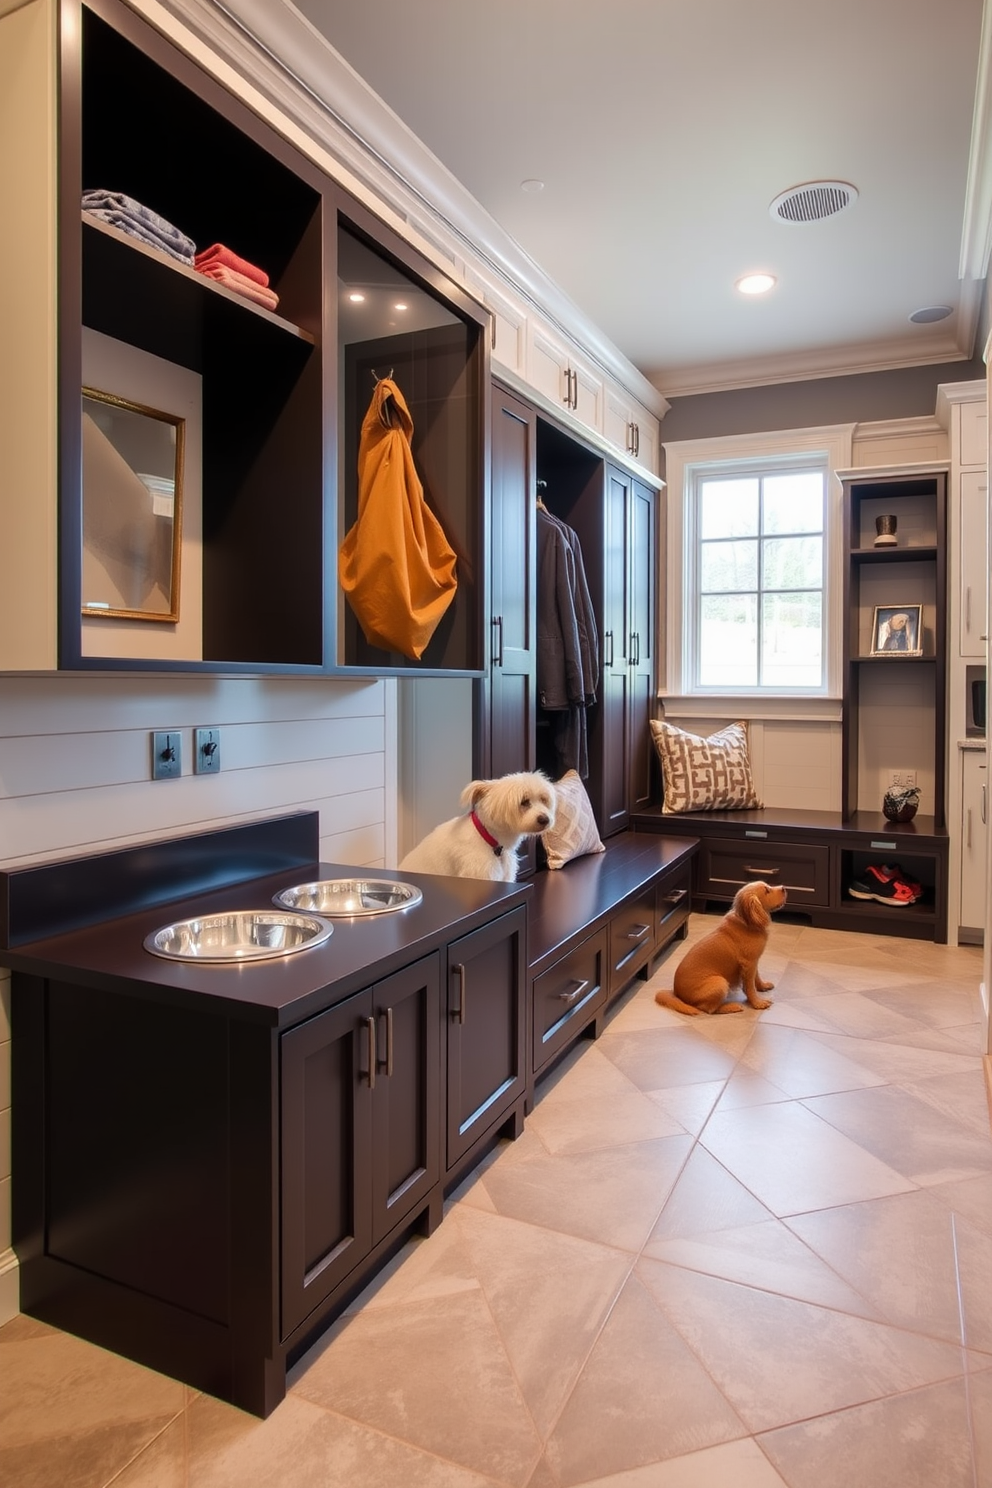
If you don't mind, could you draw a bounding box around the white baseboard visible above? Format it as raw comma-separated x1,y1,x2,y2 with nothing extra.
0,1247,18,1325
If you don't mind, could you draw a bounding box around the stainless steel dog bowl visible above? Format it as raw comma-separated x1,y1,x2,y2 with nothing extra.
273,878,423,917
144,910,334,962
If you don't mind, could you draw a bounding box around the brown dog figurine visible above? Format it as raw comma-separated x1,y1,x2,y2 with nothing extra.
655,880,788,1016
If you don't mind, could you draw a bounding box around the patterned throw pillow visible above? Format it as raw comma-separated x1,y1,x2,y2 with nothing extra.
542,770,606,869
649,719,762,814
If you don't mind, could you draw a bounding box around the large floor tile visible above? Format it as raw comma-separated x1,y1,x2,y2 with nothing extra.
803,1085,992,1186
638,1260,972,1434
544,1272,746,1486
479,1132,693,1250
185,1392,505,1488
562,1438,791,1488
737,1024,885,1098
646,1144,772,1241
290,1289,541,1486
597,1026,739,1091
454,1206,631,1438
643,1218,881,1317
0,1316,185,1488
787,1188,992,1352
698,1099,915,1215
807,1029,984,1085
757,1375,980,1488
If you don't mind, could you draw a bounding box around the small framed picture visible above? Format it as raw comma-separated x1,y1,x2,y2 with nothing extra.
870,604,923,656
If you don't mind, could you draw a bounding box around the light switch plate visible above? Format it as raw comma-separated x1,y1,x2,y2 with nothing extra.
152,731,182,780
194,727,221,774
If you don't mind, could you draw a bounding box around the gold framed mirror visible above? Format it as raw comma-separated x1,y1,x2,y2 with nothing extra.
81,387,184,622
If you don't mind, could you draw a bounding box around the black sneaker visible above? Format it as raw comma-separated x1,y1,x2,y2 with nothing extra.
848,864,919,906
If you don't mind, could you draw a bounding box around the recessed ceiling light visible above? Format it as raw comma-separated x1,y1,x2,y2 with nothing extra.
736,272,777,296
347,292,365,303
908,304,953,324
393,302,408,311
520,178,545,193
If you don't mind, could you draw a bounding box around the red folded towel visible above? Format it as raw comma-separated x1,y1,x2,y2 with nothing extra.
196,261,280,311
194,243,270,287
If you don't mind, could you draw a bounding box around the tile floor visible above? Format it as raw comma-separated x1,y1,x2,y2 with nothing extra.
3,913,992,1488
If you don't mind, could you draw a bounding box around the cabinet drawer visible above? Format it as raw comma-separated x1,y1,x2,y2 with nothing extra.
656,870,692,942
532,928,608,1075
609,888,656,995
698,839,830,907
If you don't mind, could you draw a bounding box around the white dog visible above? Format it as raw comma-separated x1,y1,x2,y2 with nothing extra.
399,771,556,883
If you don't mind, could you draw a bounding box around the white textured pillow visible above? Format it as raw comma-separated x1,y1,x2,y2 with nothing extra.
650,719,762,815
542,770,606,869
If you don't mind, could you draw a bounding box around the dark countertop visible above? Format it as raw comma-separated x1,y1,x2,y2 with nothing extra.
1,843,531,1029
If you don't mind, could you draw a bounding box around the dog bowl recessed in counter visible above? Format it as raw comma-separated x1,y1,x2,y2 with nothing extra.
144,910,334,962
273,878,423,917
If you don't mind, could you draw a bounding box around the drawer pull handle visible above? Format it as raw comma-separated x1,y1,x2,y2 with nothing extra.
381,1006,394,1079
745,830,768,839
365,1015,377,1090
451,963,467,1025
662,888,688,905
626,923,651,941
870,840,897,851
743,865,779,876
559,978,590,1006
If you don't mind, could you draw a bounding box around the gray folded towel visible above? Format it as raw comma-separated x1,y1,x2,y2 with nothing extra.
82,189,196,262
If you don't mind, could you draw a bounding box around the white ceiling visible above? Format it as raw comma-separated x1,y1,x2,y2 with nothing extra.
282,0,990,399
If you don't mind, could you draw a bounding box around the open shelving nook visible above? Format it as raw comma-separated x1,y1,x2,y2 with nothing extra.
839,466,949,935
59,0,489,676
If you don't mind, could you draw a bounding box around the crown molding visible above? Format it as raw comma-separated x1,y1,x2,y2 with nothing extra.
145,0,667,417
650,328,974,400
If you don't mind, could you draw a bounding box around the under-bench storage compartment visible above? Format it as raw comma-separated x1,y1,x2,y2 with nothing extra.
532,927,608,1076
697,837,831,908
608,887,657,995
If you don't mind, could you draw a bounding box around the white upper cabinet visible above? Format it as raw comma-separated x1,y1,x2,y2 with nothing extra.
527,317,604,431
603,383,659,474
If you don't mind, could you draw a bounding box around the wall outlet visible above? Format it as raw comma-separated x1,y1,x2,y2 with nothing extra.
889,770,917,789
194,727,221,775
151,731,182,780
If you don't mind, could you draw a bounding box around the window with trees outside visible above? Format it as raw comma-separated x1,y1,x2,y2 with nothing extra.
692,461,825,690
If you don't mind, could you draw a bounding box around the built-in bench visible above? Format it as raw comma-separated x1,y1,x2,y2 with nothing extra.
631,804,950,944
524,830,698,1097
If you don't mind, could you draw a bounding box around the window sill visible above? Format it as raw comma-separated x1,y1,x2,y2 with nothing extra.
659,693,843,723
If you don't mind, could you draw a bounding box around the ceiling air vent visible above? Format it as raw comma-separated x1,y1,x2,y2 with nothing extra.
769,181,858,225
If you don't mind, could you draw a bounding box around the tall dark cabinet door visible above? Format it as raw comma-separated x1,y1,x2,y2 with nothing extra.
481,384,538,869
600,467,632,833
281,992,374,1338
370,954,442,1244
627,476,657,813
445,907,527,1169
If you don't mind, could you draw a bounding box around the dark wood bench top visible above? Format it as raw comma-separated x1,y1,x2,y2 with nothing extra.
527,831,698,976
631,804,948,846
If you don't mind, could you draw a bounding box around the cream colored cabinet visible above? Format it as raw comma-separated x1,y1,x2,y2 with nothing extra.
603,384,659,475
960,468,989,659
527,319,604,431
465,269,527,379
960,748,988,937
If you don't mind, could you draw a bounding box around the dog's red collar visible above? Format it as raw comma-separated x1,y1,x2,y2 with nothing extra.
470,811,503,856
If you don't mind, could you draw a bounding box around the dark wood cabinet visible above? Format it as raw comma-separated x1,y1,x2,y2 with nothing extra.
280,953,441,1340
445,906,527,1171
55,0,489,677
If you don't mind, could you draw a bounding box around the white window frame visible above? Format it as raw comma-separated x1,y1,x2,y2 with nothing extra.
662,424,854,722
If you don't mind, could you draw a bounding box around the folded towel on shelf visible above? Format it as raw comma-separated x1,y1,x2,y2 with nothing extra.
195,261,280,311
81,189,197,262
194,243,270,287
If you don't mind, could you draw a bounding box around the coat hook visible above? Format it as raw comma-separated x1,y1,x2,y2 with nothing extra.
371,367,395,384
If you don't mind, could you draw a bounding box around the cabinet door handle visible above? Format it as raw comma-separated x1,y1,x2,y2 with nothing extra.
381,1005,394,1078
604,629,614,667
491,314,497,350
662,888,688,905
571,369,578,408
967,807,973,850
365,1014,377,1089
492,614,504,668
451,963,467,1024
626,923,651,941
983,784,987,826
558,978,590,1006
966,587,972,633
743,865,780,876
634,423,640,458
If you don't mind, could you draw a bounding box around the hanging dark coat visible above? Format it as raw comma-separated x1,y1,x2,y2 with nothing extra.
338,377,458,660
